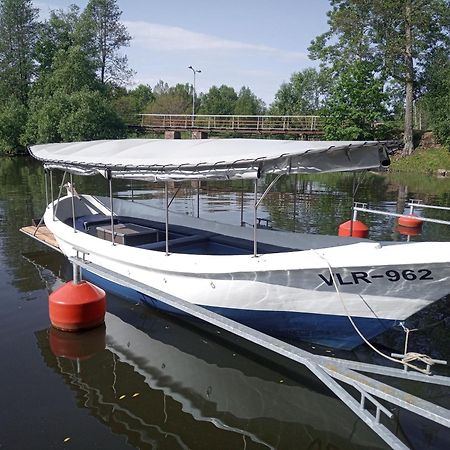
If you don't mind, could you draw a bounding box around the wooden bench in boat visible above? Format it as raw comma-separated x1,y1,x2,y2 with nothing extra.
96,223,161,246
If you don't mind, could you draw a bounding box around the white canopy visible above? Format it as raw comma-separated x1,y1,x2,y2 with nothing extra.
29,138,390,181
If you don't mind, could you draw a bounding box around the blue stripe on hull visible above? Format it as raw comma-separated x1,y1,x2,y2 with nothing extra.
83,270,396,350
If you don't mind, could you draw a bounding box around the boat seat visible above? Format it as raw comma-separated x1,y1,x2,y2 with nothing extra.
75,214,118,231
139,232,216,251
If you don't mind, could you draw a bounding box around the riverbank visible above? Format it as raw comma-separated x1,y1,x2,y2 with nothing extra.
390,146,450,175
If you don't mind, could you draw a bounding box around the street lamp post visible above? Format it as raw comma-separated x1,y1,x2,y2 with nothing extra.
188,65,201,124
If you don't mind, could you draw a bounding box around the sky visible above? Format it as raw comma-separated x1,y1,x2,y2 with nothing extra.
36,0,331,106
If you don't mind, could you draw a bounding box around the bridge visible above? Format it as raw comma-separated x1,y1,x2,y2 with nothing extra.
128,114,324,138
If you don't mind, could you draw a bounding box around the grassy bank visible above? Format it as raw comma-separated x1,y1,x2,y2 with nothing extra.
390,146,450,174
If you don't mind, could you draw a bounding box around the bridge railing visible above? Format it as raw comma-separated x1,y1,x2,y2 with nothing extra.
136,114,323,133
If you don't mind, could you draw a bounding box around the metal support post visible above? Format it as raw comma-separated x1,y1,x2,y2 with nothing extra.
253,179,258,257
44,169,49,207
53,171,67,220
70,173,76,233
72,262,81,285
196,180,200,218
50,170,54,219
165,182,169,256
107,170,115,245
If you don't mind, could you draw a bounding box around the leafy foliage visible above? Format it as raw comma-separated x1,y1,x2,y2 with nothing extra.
34,5,87,76
0,0,38,104
421,49,450,148
234,87,265,115
112,84,154,121
322,61,390,140
309,0,450,154
82,0,132,84
25,46,124,143
146,83,192,114
0,97,27,153
270,68,327,115
199,85,238,115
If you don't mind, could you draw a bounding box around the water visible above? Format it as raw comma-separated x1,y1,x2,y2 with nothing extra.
1,157,450,449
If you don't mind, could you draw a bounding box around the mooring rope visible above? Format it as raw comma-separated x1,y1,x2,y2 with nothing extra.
314,250,437,374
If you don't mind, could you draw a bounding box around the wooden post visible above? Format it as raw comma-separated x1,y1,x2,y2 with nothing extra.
191,131,208,139
165,131,181,139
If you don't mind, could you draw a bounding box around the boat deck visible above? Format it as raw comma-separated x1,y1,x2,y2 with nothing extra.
20,225,61,252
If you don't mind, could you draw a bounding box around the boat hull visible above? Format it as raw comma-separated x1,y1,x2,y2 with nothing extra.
83,270,395,350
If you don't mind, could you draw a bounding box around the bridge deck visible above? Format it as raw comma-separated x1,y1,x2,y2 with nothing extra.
130,114,324,136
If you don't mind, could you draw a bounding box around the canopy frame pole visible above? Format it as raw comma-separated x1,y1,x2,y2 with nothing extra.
240,181,244,226
253,174,282,257
107,170,115,245
168,184,182,208
256,174,282,209
70,173,76,233
54,171,67,220
165,182,169,256
50,170,54,220
196,180,200,218
253,179,258,257
44,169,49,208
33,168,51,236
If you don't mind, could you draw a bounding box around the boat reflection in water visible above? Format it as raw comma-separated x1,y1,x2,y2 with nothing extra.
36,305,389,450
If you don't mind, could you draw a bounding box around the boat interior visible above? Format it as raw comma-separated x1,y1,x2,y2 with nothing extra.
53,194,370,255
55,195,293,255
68,212,292,255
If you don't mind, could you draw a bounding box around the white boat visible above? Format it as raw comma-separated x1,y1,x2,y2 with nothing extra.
29,138,450,350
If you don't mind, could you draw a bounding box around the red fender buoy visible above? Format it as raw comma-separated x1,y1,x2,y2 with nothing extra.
49,281,106,331
49,325,106,360
397,225,421,236
338,220,369,238
398,215,423,229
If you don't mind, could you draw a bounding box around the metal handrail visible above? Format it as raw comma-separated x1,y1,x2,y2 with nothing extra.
136,114,323,131
353,203,450,227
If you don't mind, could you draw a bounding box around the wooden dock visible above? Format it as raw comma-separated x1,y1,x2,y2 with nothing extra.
20,225,61,252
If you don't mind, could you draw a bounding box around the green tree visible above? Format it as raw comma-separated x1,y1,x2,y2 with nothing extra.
113,84,154,121
82,0,132,84
0,0,38,104
422,49,450,148
0,0,38,153
0,97,27,153
322,61,389,140
270,68,327,115
234,86,265,115
34,5,89,75
199,85,238,115
146,83,191,114
309,0,450,155
24,45,124,144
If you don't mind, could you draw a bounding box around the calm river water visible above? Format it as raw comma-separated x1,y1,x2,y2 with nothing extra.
1,157,450,450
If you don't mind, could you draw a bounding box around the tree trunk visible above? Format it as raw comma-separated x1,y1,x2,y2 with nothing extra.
403,0,414,156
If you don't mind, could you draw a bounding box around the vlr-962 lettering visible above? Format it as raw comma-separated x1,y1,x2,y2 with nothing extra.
318,269,433,287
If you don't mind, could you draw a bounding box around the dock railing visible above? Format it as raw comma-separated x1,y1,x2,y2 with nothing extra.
353,200,450,227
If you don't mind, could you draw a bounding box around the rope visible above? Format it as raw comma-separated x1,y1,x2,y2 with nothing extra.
314,250,436,374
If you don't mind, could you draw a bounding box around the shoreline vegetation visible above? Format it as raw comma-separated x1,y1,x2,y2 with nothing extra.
389,145,450,175
0,0,448,160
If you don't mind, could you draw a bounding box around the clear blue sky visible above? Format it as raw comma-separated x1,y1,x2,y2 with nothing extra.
37,0,331,105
